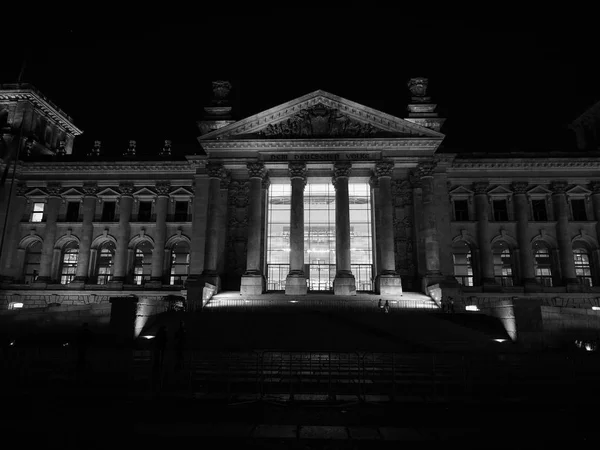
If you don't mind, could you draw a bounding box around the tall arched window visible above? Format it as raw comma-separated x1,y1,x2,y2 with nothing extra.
133,240,153,285
23,240,42,284
573,245,593,287
452,240,473,286
493,241,514,286
60,241,79,284
533,243,553,287
95,241,116,284
169,241,190,285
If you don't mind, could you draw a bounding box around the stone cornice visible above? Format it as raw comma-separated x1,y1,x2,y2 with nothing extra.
200,138,442,152
0,88,83,136
18,160,204,175
451,159,600,170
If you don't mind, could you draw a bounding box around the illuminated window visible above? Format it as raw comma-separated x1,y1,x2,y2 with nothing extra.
533,244,553,286
573,246,593,287
493,242,514,286
170,241,190,285
31,202,44,222
452,241,473,286
95,242,115,284
23,240,42,284
133,241,153,285
60,242,79,284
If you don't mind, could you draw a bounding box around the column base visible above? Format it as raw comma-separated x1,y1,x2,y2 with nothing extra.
377,273,403,296
333,273,356,296
285,273,307,296
241,273,265,295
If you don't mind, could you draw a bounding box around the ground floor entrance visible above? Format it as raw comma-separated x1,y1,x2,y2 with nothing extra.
266,263,374,292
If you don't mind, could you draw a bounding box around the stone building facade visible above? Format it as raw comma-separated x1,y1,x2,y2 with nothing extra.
2,80,600,346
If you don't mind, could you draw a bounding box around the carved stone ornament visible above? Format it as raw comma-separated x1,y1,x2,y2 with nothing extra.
46,182,62,197
206,162,227,179
258,103,379,138
590,181,600,194
155,181,171,196
82,182,98,196
472,182,489,195
212,81,232,102
220,172,231,190
16,182,27,197
407,77,429,98
124,140,136,157
374,161,394,178
89,140,101,157
369,175,379,189
159,140,172,157
551,181,568,194
228,180,249,207
332,161,352,189
511,181,529,194
416,161,436,179
119,182,135,196
288,162,307,181
247,162,267,179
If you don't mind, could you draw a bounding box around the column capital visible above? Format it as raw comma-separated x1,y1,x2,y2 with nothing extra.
472,181,489,195
551,180,568,194
82,182,98,197
288,161,307,183
332,161,351,189
247,162,268,179
374,160,394,178
119,182,134,197
590,180,600,194
206,162,227,179
46,182,62,198
220,172,231,190
511,181,529,194
155,181,171,196
16,182,27,197
416,161,436,179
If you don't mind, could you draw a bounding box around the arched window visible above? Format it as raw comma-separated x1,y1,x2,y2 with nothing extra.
95,241,116,284
533,243,553,287
169,241,190,285
60,241,79,284
573,246,593,287
452,240,473,286
133,240,153,285
24,241,42,284
493,241,514,286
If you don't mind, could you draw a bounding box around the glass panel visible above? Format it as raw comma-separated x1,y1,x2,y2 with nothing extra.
170,241,190,285
24,241,42,283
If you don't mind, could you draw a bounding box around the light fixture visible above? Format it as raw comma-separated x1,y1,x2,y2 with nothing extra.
465,305,480,311
592,306,600,311
290,300,298,303
142,335,155,339
493,339,507,343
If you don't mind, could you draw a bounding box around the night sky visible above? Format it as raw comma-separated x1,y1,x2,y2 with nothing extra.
1,13,597,157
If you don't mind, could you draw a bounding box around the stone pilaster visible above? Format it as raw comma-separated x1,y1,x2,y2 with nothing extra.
512,182,537,288
110,182,134,285
200,162,227,293
591,181,600,249
473,182,497,287
417,162,443,287
285,162,308,295
73,182,98,286
369,176,382,292
552,181,578,286
1,183,28,280
36,183,62,283
241,162,268,295
149,181,170,286
374,161,402,295
332,161,356,295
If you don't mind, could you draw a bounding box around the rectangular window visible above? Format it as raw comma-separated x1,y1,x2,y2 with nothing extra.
453,199,469,221
31,202,45,222
571,198,587,221
66,201,80,222
101,201,116,221
174,201,188,221
138,201,152,221
493,199,509,221
532,199,547,221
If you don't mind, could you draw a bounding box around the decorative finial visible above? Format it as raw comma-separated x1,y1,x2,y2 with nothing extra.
212,81,232,104
88,140,101,157
407,77,429,102
56,140,66,156
159,139,172,157
124,140,136,157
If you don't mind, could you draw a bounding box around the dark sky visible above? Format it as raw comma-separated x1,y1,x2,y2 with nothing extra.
1,13,597,157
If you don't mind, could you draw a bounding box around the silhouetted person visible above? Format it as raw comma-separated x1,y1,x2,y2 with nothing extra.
76,322,93,370
152,326,168,390
174,321,187,370
384,300,390,314
378,298,383,310
448,297,455,313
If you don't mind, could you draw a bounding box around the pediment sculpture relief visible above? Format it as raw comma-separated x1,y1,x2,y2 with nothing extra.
257,103,380,138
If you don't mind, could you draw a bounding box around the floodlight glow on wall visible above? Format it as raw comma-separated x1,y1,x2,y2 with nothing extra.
465,305,480,311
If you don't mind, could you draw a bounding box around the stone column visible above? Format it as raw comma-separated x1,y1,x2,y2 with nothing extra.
241,162,268,295
285,162,308,295
551,181,578,285
149,181,170,285
111,182,134,285
590,181,600,246
1,183,28,280
36,182,62,283
369,176,382,292
188,172,210,278
473,182,496,286
374,161,402,295
512,182,537,287
332,161,356,295
73,182,98,286
417,162,443,285
201,162,227,292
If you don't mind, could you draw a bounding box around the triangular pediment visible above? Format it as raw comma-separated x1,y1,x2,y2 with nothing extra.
170,187,194,197
449,186,474,196
527,185,553,196
198,90,444,142
25,187,47,197
62,188,84,197
567,185,592,195
97,187,120,197
487,185,513,196
132,187,157,197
